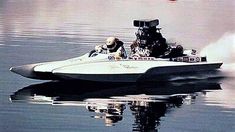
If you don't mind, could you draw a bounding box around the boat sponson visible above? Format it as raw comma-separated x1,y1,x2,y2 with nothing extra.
10,63,59,80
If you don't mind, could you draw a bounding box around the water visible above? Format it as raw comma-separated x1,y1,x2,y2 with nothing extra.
0,0,235,131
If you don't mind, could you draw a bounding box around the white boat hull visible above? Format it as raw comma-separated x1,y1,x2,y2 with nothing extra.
10,53,222,82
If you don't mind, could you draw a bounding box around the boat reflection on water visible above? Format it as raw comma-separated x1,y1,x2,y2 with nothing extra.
10,80,222,130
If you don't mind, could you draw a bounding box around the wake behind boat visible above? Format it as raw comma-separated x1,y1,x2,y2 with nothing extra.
10,19,222,82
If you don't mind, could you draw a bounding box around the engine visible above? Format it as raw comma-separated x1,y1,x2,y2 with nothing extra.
132,19,185,58
132,19,168,57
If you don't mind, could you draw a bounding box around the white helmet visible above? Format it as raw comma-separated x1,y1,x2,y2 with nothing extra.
106,37,117,50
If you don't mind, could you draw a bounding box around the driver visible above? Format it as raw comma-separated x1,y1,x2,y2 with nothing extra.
95,37,127,59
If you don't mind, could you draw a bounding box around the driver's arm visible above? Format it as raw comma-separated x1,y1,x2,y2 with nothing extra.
95,44,107,53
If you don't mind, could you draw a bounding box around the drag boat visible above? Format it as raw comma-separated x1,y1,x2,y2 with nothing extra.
10,19,223,82
10,50,222,82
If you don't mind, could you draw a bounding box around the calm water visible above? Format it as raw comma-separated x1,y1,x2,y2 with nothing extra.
1,0,235,132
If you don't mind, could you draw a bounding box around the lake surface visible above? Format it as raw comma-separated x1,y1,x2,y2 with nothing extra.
0,0,235,132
